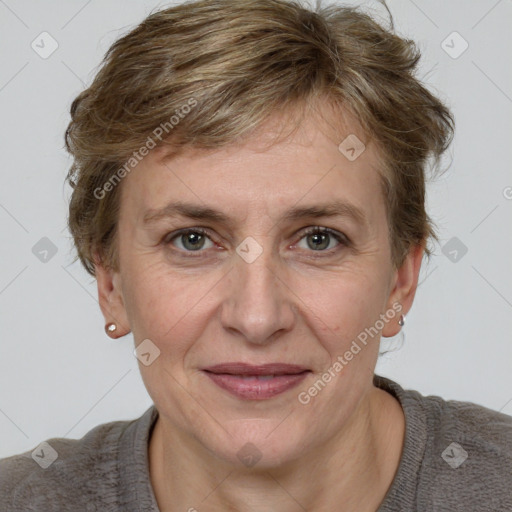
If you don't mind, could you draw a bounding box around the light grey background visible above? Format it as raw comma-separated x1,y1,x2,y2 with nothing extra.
0,0,511,458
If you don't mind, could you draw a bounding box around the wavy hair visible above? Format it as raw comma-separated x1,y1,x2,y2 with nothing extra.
65,0,454,276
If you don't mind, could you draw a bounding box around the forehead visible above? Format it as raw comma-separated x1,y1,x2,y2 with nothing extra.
119,105,385,227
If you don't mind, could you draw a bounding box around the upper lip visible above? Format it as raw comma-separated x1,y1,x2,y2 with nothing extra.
202,363,310,376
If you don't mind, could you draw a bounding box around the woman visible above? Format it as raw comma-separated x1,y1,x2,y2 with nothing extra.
1,0,511,510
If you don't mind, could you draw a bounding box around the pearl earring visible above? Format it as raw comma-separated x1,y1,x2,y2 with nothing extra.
398,314,405,327
105,323,117,336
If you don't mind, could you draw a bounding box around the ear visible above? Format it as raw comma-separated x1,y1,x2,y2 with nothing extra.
94,254,131,338
382,243,424,338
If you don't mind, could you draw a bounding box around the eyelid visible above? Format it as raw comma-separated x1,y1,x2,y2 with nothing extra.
164,225,350,254
293,226,350,252
164,227,216,247
299,226,349,242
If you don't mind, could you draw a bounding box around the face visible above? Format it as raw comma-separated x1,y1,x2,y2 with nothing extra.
96,104,422,469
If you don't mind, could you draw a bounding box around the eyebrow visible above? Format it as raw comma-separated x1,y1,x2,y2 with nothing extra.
142,199,367,228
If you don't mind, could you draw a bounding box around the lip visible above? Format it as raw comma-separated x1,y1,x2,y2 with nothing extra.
201,363,311,400
202,362,309,376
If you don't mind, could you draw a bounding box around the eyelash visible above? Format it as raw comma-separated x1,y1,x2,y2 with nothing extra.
163,226,350,257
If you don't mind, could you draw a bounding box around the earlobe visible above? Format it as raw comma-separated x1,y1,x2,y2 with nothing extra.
94,256,131,339
381,244,424,338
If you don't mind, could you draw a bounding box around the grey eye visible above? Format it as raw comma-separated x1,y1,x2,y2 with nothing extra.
172,231,214,251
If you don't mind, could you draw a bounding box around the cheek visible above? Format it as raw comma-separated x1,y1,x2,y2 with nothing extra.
122,260,221,354
290,269,386,351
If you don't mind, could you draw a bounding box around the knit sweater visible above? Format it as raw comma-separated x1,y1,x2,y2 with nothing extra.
1,374,511,511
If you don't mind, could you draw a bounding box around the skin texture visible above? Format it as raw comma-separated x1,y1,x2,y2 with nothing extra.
95,104,424,511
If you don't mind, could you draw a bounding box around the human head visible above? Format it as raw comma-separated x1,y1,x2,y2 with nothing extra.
63,0,455,470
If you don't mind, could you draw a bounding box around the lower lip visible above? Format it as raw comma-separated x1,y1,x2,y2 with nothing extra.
203,371,310,400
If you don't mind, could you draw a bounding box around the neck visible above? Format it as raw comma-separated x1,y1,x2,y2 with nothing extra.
148,386,404,512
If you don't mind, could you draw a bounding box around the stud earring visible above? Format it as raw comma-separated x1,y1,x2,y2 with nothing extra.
398,314,405,327
105,323,117,336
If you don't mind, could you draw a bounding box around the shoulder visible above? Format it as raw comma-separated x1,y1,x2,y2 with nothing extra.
375,375,512,511
379,374,512,463
413,388,512,509
420,390,512,459
0,416,136,511
445,392,511,434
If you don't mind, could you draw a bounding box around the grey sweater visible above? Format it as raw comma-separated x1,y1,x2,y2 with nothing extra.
1,374,511,511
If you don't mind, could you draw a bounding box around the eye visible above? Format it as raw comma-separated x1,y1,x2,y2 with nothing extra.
295,226,348,253
166,228,215,252
164,226,349,256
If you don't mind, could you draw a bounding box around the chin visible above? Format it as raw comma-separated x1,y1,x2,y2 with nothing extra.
205,420,307,470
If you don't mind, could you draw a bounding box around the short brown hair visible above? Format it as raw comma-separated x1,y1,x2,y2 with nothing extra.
65,0,454,277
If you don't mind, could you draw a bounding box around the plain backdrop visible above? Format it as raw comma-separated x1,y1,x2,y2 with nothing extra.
0,0,511,458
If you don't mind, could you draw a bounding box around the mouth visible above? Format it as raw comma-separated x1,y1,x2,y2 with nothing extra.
201,363,311,400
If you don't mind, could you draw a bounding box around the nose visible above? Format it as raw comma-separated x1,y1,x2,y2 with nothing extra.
220,242,296,345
